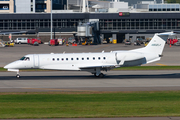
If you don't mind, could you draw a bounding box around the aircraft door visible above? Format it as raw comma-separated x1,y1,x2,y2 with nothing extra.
34,54,39,68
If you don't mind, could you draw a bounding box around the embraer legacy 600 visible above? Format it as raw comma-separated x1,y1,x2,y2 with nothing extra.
4,32,175,78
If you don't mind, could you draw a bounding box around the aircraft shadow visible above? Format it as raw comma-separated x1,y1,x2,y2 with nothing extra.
0,73,180,80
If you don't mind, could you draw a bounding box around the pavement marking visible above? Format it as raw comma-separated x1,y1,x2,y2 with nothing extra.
156,63,167,66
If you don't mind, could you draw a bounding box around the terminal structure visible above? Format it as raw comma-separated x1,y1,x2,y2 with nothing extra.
0,0,179,43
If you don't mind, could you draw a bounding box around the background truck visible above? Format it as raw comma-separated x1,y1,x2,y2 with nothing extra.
13,38,28,44
167,38,178,45
28,38,42,46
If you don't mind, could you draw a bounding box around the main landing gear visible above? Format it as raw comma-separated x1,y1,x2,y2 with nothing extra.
93,68,105,78
94,73,104,78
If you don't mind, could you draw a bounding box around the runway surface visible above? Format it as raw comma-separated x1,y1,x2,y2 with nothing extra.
1,70,180,92
1,70,180,120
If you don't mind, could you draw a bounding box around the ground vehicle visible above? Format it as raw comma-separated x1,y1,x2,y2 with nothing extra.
136,38,145,44
5,41,14,47
134,41,141,46
28,38,41,46
13,38,28,44
167,38,178,45
49,39,59,46
102,40,107,44
0,39,14,47
125,40,131,45
144,40,150,46
68,37,76,44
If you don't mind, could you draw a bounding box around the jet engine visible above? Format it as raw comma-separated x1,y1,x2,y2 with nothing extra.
115,52,146,66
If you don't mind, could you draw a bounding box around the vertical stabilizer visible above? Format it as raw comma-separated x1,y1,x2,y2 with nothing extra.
131,32,175,64
132,32,175,55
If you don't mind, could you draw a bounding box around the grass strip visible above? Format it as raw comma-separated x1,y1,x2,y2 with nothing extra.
1,66,180,72
113,66,180,70
0,91,180,118
0,67,6,71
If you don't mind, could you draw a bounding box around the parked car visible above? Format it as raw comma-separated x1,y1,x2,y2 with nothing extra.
13,38,28,44
102,39,107,44
174,41,180,46
68,37,76,44
125,40,131,45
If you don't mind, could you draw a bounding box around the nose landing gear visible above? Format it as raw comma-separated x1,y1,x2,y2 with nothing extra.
16,70,20,78
16,74,20,78
6,69,20,78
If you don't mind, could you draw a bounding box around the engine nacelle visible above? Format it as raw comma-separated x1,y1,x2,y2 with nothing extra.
116,52,145,66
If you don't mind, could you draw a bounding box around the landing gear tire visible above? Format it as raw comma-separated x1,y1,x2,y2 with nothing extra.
98,73,104,78
94,73,104,78
16,74,20,78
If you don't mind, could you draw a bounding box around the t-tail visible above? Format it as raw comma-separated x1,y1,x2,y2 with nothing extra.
131,32,175,64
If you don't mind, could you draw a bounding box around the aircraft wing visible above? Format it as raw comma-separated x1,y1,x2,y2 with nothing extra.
40,65,80,70
79,64,116,69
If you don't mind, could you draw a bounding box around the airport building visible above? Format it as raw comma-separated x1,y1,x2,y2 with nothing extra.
0,0,179,43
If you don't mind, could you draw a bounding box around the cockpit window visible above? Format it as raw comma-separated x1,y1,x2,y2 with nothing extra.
20,57,26,60
25,57,30,61
20,57,30,61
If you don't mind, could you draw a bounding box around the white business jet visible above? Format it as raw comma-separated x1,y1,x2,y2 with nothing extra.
4,32,175,78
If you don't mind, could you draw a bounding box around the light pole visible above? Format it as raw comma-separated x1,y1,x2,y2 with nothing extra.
50,0,52,39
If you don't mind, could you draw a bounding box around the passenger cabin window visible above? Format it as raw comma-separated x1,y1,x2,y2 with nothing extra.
71,58,73,60
93,57,95,60
66,58,68,61
82,58,84,60
57,58,59,61
62,58,64,61
98,57,100,60
103,57,106,60
87,57,89,60
52,58,55,61
77,58,79,60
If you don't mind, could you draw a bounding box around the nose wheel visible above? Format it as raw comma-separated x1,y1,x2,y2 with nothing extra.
16,70,20,78
16,74,20,78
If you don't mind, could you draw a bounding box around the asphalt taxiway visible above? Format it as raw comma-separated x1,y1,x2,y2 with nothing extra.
0,70,180,92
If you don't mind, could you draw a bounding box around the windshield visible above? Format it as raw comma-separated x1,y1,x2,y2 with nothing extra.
20,56,30,61
20,57,26,60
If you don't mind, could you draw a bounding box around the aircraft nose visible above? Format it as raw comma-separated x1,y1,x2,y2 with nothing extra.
4,61,19,69
4,64,12,69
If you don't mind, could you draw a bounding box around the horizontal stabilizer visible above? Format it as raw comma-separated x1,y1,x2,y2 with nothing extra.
157,31,176,36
